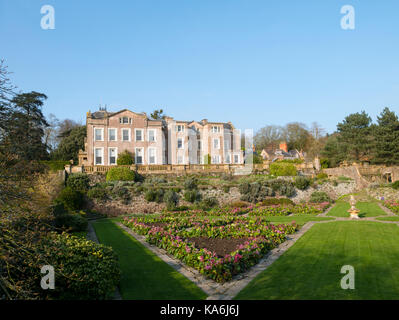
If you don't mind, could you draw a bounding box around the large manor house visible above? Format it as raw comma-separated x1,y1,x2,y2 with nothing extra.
78,108,243,166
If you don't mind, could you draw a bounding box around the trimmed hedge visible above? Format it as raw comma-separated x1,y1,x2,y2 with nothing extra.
66,173,90,192
106,167,136,181
116,150,134,165
270,163,297,176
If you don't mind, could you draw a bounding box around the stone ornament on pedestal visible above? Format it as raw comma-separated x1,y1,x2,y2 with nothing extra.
347,195,360,219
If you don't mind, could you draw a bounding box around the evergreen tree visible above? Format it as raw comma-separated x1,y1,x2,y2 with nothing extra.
374,107,399,165
321,133,347,167
336,111,374,162
50,125,86,163
7,92,49,160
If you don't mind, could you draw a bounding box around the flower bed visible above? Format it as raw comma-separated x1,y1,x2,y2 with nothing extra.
121,216,298,283
165,206,253,217
383,200,399,215
178,218,297,239
248,202,331,216
290,202,331,214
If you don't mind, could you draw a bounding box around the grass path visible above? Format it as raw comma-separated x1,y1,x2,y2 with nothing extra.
235,221,399,300
92,219,206,300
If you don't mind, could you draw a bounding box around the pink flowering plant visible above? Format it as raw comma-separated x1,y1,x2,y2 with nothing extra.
164,206,252,217
383,200,399,214
179,219,297,239
248,202,330,216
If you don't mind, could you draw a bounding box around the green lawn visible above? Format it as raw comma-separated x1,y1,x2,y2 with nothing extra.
328,201,386,218
235,221,399,299
92,219,207,300
376,216,399,222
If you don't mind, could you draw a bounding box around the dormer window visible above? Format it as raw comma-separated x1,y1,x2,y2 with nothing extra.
211,126,220,133
120,117,132,124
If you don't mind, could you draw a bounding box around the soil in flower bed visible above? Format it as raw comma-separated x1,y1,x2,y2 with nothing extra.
146,222,169,228
186,237,251,257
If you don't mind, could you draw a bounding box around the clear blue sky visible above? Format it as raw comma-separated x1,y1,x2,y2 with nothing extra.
1,0,399,133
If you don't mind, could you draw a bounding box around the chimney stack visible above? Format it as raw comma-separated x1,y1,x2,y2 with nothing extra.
279,142,288,153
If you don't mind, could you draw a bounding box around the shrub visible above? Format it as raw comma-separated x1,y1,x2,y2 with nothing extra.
223,185,230,193
144,189,157,202
145,189,164,203
320,158,330,169
172,187,181,193
111,185,131,204
197,197,219,210
164,190,179,210
269,163,297,176
183,190,202,203
42,233,120,299
52,202,67,217
184,177,198,190
316,172,328,180
238,182,251,195
56,187,84,211
294,176,311,190
268,179,295,197
54,213,88,232
116,150,134,165
106,167,136,181
203,154,211,165
87,186,108,201
391,181,399,190
66,173,90,192
310,191,331,203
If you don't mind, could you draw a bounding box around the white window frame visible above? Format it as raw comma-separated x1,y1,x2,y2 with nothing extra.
148,147,157,164
135,129,143,141
225,154,231,164
234,154,240,164
94,147,104,165
211,126,220,133
94,127,104,141
120,116,131,124
148,129,156,142
108,128,117,142
108,147,118,165
212,155,220,164
121,128,131,142
135,147,144,164
177,154,184,164
176,125,185,132
213,138,220,149
177,137,184,149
